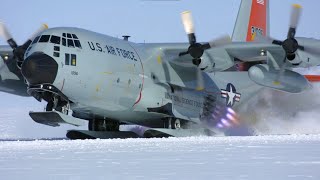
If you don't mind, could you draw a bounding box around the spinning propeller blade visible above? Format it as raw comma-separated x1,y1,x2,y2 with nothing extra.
0,22,48,63
180,11,231,90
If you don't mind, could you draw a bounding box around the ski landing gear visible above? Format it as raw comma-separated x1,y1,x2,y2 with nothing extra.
143,117,215,138
67,117,212,139
67,119,139,139
66,130,139,139
29,111,86,127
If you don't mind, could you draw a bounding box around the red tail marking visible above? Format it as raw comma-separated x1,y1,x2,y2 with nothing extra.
246,0,267,42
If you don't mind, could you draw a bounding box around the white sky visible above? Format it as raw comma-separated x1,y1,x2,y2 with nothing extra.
1,0,319,44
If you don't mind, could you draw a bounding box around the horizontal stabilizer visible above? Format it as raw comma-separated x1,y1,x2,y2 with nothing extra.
248,64,310,93
29,111,86,127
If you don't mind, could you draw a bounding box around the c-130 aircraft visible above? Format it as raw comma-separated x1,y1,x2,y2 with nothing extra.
0,0,320,139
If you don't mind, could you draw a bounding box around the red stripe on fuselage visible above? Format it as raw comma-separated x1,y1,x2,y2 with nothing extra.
129,44,144,107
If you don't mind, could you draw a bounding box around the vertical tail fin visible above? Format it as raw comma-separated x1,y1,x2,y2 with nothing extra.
232,0,270,42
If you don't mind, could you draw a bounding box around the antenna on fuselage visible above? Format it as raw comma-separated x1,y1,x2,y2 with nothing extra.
122,35,131,41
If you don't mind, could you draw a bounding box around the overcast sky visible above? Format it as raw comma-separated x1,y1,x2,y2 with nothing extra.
0,0,319,138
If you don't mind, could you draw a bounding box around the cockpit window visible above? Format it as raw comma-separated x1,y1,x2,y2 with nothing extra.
67,39,75,48
39,35,50,43
62,38,66,46
74,40,82,49
50,35,61,44
72,34,78,39
61,33,82,49
31,36,40,45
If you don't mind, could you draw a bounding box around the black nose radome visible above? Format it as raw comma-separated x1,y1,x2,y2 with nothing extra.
21,53,58,85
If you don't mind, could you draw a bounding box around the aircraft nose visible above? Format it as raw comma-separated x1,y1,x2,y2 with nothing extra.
21,53,58,85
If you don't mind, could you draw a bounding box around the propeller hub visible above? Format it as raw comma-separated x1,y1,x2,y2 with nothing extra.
282,38,299,54
188,43,204,59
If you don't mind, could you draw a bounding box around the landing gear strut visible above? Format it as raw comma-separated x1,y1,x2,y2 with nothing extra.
164,117,184,129
45,95,69,114
172,119,181,129
88,119,120,131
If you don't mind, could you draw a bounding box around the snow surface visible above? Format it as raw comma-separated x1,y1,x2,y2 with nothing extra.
0,94,85,139
0,135,320,180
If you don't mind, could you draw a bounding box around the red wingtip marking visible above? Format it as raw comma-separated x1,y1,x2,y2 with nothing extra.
304,75,320,82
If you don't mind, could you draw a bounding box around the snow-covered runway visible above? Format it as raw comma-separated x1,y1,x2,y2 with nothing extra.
1,135,320,180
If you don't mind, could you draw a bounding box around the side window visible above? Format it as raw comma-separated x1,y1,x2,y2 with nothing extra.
65,53,77,66
53,52,60,57
71,54,77,66
74,40,82,49
67,39,74,48
65,53,70,65
67,33,72,38
62,38,66,46
50,35,61,44
32,36,40,45
39,35,50,43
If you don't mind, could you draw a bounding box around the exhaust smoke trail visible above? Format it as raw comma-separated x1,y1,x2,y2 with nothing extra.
238,67,320,135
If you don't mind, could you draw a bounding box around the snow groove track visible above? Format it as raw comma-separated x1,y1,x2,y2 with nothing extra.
0,135,320,180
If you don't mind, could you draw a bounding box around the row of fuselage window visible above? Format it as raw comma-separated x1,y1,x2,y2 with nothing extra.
31,33,82,49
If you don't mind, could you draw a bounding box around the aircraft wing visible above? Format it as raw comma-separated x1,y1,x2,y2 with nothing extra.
217,41,319,93
153,42,283,73
0,45,13,56
159,39,320,70
224,42,282,62
0,45,28,96
224,40,320,68
148,40,318,93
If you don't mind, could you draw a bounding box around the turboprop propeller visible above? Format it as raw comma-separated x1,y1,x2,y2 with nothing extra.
0,22,48,67
179,11,231,90
255,4,320,84
271,4,304,61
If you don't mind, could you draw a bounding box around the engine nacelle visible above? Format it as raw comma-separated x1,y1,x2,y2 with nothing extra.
286,52,303,66
293,37,320,67
198,48,234,72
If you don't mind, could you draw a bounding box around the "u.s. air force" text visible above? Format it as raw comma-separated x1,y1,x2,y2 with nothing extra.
87,41,137,61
